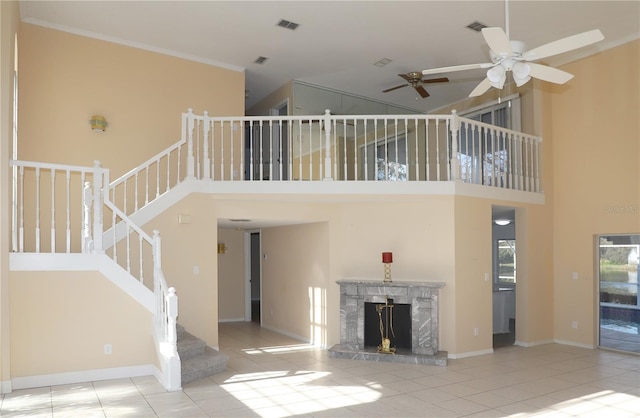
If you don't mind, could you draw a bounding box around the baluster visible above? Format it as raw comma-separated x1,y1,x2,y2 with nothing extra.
83,182,93,253
203,111,211,180
11,163,17,252
239,122,245,181
534,138,541,192
153,230,162,318
220,120,225,180
383,119,389,180
156,158,160,199
139,234,144,284
268,120,273,180
134,172,139,212
186,108,195,179
259,120,264,181
111,209,117,262
448,110,461,182
342,119,347,180
92,161,104,253
373,119,378,181
353,119,358,180
435,119,441,181
19,165,24,252
363,120,369,181
144,166,149,205
126,225,131,273
35,167,40,252
278,119,283,181
323,110,332,181
66,170,71,253
249,121,255,181
50,169,56,253
231,120,235,180
425,119,431,181
167,152,171,190
123,181,128,216
176,147,182,184
403,119,408,180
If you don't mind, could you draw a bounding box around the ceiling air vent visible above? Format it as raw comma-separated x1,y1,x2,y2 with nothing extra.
254,56,268,65
466,21,488,32
277,19,299,30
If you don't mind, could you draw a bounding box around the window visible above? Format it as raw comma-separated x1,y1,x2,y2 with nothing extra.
458,96,521,186
496,239,516,289
361,135,407,181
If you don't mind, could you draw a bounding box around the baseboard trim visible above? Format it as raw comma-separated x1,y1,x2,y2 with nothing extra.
448,348,494,359
514,339,554,347
261,324,315,346
1,380,12,394
11,364,155,390
219,317,245,323
554,339,595,349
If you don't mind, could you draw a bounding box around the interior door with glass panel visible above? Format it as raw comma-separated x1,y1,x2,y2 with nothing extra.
598,234,640,353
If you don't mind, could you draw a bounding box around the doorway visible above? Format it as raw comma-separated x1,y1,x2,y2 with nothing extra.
244,231,262,323
597,234,640,353
492,207,516,348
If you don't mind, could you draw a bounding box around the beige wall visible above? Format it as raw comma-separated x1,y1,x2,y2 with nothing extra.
10,271,154,377
218,228,246,321
18,23,244,178
550,40,640,346
0,0,20,389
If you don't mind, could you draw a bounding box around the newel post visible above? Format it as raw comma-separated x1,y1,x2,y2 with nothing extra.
167,287,178,352
92,161,104,253
449,110,461,181
186,108,196,179
322,109,333,180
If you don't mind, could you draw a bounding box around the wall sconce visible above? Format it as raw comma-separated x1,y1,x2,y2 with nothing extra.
217,243,227,254
89,115,107,132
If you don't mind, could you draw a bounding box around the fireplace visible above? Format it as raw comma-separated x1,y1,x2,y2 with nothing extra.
364,300,412,351
329,279,447,366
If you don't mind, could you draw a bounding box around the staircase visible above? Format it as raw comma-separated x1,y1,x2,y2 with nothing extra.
177,324,228,385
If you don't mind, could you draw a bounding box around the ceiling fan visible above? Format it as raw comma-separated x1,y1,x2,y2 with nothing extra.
422,1,604,97
382,72,449,98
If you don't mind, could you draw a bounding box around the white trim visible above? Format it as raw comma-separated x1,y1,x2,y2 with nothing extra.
12,364,155,390
219,317,246,323
261,324,318,346
9,253,155,313
554,339,595,350
514,339,554,347
447,348,494,359
1,380,12,394
21,18,245,73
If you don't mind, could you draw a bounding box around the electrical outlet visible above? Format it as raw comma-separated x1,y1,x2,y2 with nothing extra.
484,273,490,281
104,344,112,355
474,327,479,337
572,272,578,280
572,321,578,329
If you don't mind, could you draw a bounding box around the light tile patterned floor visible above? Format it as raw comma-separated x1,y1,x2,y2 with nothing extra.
1,321,639,417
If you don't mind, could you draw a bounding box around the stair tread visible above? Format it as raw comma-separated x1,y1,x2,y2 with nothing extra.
177,332,206,360
181,346,228,384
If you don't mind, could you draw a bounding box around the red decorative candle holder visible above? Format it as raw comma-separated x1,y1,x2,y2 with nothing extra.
382,252,393,282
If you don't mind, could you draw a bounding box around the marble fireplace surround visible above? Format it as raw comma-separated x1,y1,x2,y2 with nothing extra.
329,279,447,366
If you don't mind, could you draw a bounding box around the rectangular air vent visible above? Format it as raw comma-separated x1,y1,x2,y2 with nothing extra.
277,19,299,30
466,21,488,32
254,56,268,65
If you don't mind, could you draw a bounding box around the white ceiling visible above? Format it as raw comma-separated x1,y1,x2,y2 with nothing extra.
20,1,640,114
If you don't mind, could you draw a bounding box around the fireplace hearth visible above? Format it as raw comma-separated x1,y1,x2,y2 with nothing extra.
329,279,447,366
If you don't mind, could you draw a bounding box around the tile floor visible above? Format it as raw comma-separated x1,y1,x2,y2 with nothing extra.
1,321,639,417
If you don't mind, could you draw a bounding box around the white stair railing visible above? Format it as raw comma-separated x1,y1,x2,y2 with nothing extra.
10,158,180,391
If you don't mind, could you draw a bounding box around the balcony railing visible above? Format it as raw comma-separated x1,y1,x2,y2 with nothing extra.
107,109,542,217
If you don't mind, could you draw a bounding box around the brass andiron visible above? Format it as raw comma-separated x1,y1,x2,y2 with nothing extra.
376,296,396,354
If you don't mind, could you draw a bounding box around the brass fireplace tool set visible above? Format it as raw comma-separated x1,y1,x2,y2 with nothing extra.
376,296,396,354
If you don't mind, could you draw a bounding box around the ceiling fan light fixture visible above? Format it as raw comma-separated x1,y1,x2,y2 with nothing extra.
512,62,531,86
487,66,506,89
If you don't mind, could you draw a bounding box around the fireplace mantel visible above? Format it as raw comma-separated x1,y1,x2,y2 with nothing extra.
329,279,447,365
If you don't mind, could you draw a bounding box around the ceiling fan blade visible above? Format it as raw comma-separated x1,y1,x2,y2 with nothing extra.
469,78,492,97
414,85,430,98
481,27,513,58
382,84,409,93
524,29,604,61
422,77,449,84
527,63,574,84
422,63,494,76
